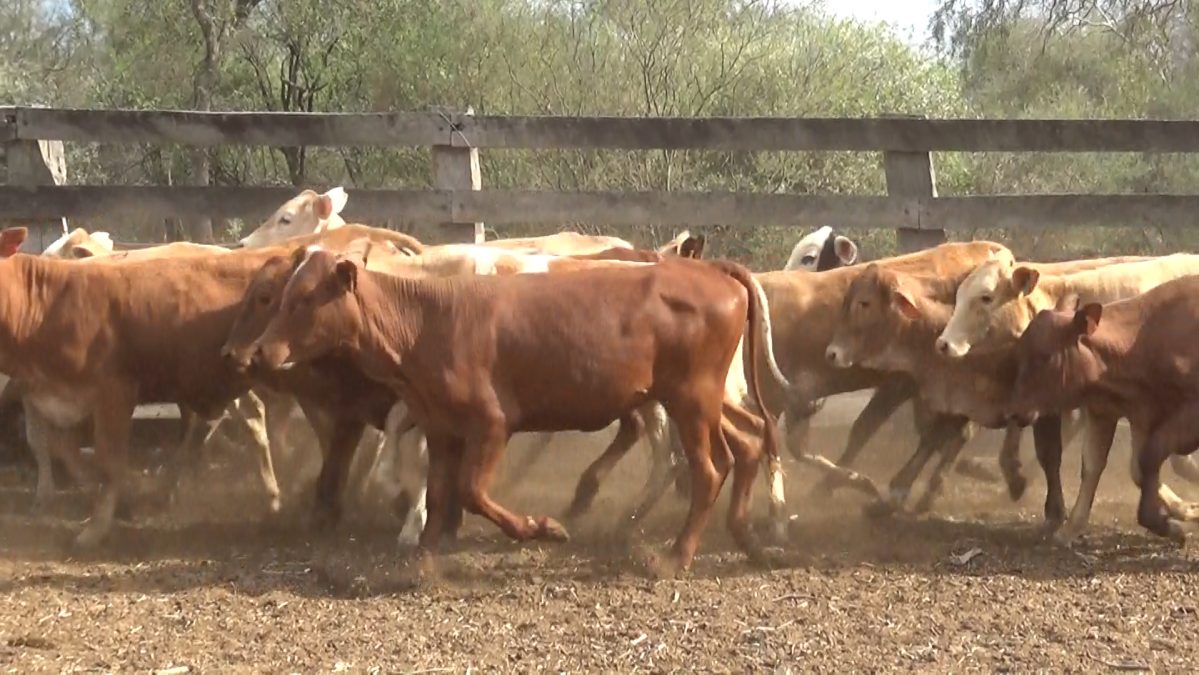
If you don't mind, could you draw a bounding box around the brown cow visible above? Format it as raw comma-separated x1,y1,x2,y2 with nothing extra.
1008,277,1199,544
248,248,783,575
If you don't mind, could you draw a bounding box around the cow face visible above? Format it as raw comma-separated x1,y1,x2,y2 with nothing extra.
825,263,921,370
252,247,363,370
937,259,1040,358
1007,304,1104,425
784,226,859,272
657,230,706,259
222,256,296,370
42,228,115,259
0,228,27,258
239,187,348,249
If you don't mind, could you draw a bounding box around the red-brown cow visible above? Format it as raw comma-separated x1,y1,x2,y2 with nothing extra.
249,247,783,575
1007,276,1199,544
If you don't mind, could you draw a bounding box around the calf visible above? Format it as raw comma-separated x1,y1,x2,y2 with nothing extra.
1008,276,1199,544
249,249,784,574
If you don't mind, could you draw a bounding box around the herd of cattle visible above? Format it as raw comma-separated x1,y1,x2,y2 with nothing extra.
5,185,1199,577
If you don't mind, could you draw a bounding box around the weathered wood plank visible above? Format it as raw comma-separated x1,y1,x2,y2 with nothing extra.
431,107,484,243
0,186,450,224
922,195,1199,230
462,116,1199,152
14,107,1199,152
3,186,1199,230
13,108,451,147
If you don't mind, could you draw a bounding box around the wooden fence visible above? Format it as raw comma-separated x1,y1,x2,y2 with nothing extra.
5,106,1199,251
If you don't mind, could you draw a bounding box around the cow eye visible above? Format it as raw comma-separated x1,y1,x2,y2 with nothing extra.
257,294,272,306
980,295,993,304
858,300,870,309
801,254,816,265
279,215,292,225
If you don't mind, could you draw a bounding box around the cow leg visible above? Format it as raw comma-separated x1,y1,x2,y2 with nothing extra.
416,434,459,569
313,418,366,529
660,403,724,576
1135,404,1199,543
564,409,645,522
1053,413,1118,544
74,387,136,549
1168,455,1199,484
812,379,912,497
997,423,1027,501
865,412,963,517
1128,421,1199,526
228,391,282,514
722,418,766,563
456,422,568,543
910,421,975,513
1032,414,1066,527
260,390,300,499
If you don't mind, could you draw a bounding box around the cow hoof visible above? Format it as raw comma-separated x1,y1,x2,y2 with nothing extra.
863,498,898,520
1051,525,1083,547
1005,474,1028,501
72,526,106,551
266,494,283,514
536,516,570,542
646,552,687,580
1166,522,1190,546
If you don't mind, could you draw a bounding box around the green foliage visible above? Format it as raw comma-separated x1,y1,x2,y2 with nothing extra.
1,0,1197,261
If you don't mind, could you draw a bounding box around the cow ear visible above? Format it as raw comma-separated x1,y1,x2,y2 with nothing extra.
680,235,705,259
324,187,348,216
316,194,334,220
70,246,96,259
1011,266,1040,296
1073,303,1102,337
289,245,309,270
335,259,359,293
0,227,27,257
834,236,858,265
892,288,921,320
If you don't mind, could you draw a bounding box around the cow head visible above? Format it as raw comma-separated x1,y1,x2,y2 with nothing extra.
784,226,858,272
222,255,299,371
239,187,349,249
0,228,27,257
1007,302,1105,426
825,263,923,370
251,246,365,370
657,230,706,259
936,259,1042,359
42,228,115,259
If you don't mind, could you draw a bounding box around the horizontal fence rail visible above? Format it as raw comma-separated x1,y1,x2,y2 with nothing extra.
4,185,1199,230
6,107,1199,152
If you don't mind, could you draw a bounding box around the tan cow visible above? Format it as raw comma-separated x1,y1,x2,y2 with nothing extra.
248,247,784,576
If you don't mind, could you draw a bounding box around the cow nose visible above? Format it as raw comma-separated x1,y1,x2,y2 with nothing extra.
935,337,949,355
825,347,838,364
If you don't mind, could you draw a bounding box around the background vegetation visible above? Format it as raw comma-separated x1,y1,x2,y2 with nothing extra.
4,0,1199,266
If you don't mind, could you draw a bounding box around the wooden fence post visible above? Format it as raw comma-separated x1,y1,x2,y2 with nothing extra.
430,106,484,244
2,131,68,253
882,113,945,253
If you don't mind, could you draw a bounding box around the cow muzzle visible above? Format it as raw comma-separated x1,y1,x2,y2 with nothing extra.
220,343,254,372
934,336,968,358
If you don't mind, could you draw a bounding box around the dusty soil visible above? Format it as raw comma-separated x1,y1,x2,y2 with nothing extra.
3,394,1199,672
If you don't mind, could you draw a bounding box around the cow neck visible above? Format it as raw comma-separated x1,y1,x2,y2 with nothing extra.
1078,298,1146,406
351,268,431,377
0,255,73,374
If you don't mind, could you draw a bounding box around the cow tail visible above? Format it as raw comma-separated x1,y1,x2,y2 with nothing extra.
709,260,787,514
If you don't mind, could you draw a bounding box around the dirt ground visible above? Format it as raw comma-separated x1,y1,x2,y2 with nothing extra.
3,394,1199,672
